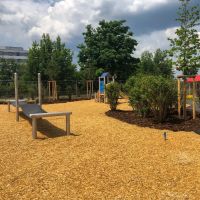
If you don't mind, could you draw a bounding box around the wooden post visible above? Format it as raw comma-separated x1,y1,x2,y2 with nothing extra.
14,73,19,122
192,78,196,119
86,81,89,99
76,81,78,97
177,78,181,118
183,79,187,120
98,77,100,102
66,114,70,135
92,81,93,98
38,73,42,107
32,118,37,139
104,77,106,103
55,81,58,100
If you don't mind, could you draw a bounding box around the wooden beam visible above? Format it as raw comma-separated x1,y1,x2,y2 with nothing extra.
192,78,196,119
183,79,187,120
14,73,19,122
177,79,181,118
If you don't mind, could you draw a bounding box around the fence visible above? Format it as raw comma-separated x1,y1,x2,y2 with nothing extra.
0,79,101,103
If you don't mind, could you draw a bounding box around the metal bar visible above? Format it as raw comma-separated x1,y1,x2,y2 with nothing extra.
66,114,70,135
38,73,42,107
32,118,37,139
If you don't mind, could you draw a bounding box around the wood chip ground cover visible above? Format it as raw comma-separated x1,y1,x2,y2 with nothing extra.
0,100,199,199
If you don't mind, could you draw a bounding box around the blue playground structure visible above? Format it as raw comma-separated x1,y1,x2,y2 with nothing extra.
96,72,114,103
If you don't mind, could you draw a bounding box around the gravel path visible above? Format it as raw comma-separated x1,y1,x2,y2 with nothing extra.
0,100,199,199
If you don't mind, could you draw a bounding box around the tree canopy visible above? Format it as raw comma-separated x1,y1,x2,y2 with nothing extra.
137,49,173,77
27,34,76,81
78,20,139,80
168,0,200,75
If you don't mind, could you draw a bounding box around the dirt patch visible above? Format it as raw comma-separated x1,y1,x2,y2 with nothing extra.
106,109,200,133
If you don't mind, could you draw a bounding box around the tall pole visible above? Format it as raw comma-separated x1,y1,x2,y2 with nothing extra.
38,73,42,107
192,78,196,119
104,77,106,103
76,80,78,97
177,78,181,118
99,77,100,102
183,79,187,120
14,73,19,122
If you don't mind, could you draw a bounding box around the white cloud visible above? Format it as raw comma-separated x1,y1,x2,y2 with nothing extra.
127,0,172,13
28,0,103,41
135,27,177,57
0,0,179,49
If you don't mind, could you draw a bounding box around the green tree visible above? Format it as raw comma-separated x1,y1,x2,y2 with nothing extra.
168,0,200,75
0,59,21,98
27,34,75,81
27,34,76,98
137,49,173,77
78,20,139,80
0,59,19,80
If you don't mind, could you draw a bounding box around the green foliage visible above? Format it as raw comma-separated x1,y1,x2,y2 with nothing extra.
0,59,21,98
27,34,75,81
168,0,200,75
95,68,104,77
27,34,76,99
137,49,173,77
126,75,176,122
0,59,19,80
78,20,139,80
105,82,120,111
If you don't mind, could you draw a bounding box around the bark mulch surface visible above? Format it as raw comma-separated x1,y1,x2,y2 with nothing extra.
0,100,199,199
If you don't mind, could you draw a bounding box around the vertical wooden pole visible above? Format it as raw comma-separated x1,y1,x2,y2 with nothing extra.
177,78,181,118
192,78,196,119
76,81,78,97
48,81,50,100
32,118,37,139
55,81,57,100
38,73,42,107
183,79,187,120
92,81,93,98
14,73,19,122
86,81,88,99
98,77,100,102
104,77,106,103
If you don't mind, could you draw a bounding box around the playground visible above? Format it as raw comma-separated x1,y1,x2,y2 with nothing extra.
0,99,199,199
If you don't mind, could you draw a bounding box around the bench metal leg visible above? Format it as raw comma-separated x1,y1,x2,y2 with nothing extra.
8,102,10,112
66,114,70,135
32,118,37,139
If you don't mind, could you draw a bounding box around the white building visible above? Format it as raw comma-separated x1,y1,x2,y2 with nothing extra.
0,46,28,62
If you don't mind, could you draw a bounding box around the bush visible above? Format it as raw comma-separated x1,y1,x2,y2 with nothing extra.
105,82,120,111
126,75,176,122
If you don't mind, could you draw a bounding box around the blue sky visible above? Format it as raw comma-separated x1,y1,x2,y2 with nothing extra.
0,0,199,62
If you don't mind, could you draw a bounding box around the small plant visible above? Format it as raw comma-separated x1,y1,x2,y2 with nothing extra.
105,82,120,111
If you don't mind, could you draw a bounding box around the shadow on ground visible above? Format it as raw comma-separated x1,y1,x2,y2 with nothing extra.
105,110,200,134
19,112,79,139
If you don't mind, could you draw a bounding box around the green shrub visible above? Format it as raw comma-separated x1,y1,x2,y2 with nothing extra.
126,75,176,122
128,75,151,117
105,82,120,111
